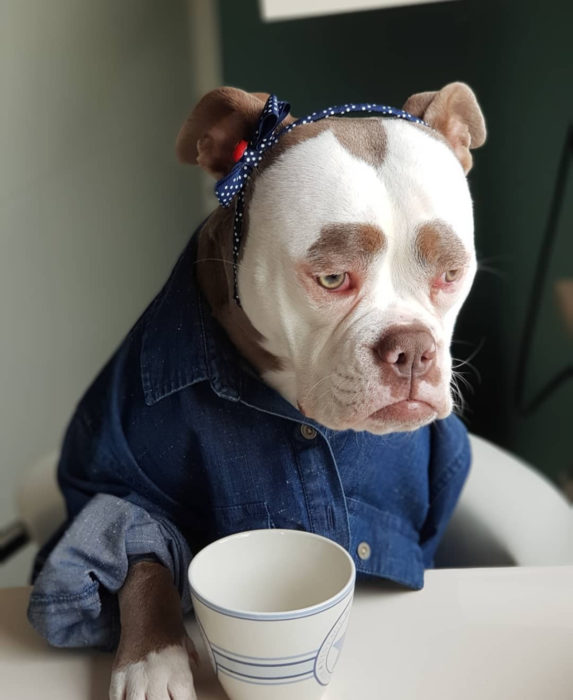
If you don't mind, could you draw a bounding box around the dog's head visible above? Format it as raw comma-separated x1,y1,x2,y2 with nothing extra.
177,84,486,434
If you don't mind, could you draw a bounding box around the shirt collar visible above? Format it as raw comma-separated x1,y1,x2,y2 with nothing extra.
140,225,244,406
139,221,324,431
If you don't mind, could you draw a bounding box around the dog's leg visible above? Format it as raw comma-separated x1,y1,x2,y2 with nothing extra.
109,560,198,700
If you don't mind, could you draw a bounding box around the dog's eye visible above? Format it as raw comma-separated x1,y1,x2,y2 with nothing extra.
444,269,461,283
317,273,347,290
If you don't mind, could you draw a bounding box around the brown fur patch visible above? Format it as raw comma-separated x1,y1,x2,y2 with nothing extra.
113,561,189,669
261,116,387,173
307,222,386,271
415,220,469,273
196,209,284,375
331,118,387,167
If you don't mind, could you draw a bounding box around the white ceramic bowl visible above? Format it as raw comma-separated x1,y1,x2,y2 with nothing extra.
189,529,355,700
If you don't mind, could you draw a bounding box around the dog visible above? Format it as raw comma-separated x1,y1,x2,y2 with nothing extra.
28,82,485,700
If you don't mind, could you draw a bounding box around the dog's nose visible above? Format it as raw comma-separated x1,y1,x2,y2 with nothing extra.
375,327,436,378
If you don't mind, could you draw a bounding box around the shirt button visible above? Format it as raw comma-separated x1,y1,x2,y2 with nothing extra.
357,541,372,560
299,424,317,440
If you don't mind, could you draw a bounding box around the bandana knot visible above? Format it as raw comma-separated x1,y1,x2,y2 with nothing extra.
215,95,291,208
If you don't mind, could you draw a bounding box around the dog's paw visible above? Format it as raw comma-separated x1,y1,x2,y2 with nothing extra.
109,643,198,700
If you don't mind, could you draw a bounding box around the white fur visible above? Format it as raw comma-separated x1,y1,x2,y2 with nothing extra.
110,645,197,700
238,119,477,433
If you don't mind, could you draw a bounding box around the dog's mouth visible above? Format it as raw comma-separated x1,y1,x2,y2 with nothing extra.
298,396,440,433
367,399,437,426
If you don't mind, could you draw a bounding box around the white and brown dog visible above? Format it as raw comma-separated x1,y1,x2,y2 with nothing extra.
100,83,484,699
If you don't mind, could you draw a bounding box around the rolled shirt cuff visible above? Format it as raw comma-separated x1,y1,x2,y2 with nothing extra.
27,493,192,651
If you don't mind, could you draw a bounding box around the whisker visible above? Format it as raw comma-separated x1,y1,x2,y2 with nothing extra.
304,374,336,400
476,255,508,280
451,359,482,383
452,369,475,394
476,265,507,280
450,338,485,416
450,372,467,417
450,337,485,382
312,385,338,405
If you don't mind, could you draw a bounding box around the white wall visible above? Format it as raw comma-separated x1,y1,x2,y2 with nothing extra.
0,0,203,585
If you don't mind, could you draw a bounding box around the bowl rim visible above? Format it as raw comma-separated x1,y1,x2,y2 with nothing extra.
188,529,356,621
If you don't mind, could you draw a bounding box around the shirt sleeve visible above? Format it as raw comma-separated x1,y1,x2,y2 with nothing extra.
419,416,472,568
27,493,192,651
27,318,199,650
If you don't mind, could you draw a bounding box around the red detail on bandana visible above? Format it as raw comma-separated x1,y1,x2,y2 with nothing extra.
232,140,248,162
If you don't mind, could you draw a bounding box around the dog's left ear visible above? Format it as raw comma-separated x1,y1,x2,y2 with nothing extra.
403,82,486,173
176,87,294,178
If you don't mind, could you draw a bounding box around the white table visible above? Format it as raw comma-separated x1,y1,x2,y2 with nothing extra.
1,567,572,699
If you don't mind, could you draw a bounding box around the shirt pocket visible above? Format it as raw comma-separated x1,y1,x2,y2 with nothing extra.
212,501,274,539
346,497,424,589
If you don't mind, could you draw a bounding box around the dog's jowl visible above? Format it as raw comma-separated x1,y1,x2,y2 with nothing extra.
27,83,485,699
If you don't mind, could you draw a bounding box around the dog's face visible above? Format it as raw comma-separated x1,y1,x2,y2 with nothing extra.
239,120,476,433
178,84,486,434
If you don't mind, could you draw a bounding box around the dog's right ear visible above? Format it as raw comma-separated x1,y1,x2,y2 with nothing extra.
176,88,284,178
403,82,486,174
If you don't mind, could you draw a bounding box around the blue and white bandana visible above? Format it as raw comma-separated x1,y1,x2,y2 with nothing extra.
214,95,427,305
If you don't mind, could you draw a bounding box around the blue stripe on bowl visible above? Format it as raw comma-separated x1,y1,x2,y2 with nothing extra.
218,666,316,686
213,650,316,670
191,582,354,621
210,643,319,662
210,643,320,686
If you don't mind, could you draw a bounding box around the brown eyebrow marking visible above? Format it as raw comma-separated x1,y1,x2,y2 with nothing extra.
415,220,469,271
307,222,386,269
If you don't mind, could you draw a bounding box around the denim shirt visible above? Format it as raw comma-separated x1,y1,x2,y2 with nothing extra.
28,225,471,651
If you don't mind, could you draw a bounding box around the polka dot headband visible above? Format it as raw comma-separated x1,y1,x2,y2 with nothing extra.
214,94,428,306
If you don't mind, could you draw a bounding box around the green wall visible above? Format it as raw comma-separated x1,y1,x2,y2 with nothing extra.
217,0,573,487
